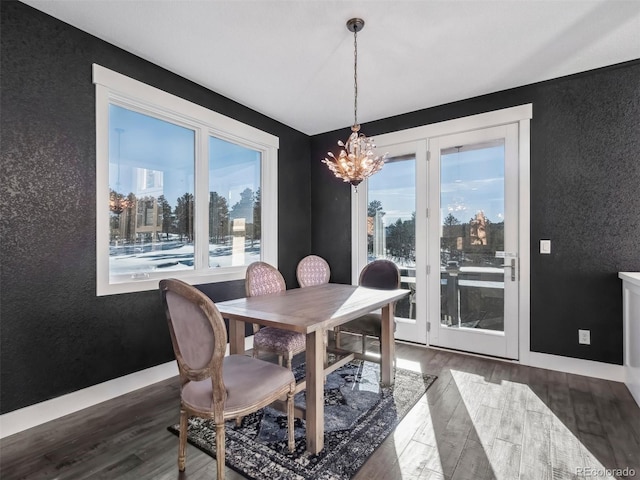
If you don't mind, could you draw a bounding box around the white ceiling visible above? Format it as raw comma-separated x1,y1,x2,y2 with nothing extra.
22,0,640,135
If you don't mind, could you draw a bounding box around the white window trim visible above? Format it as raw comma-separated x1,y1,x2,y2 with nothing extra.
94,64,278,296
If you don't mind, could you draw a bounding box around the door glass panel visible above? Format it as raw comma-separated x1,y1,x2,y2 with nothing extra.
440,140,505,331
367,154,416,320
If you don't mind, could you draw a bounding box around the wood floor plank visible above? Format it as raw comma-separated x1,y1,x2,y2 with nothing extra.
578,431,618,476
418,468,446,480
497,383,528,446
520,410,552,480
547,372,579,435
451,437,493,480
489,438,521,480
355,436,405,480
469,404,503,450
549,423,585,478
2,344,639,480
570,388,606,437
525,367,550,415
587,377,640,471
420,379,463,436
396,439,438,478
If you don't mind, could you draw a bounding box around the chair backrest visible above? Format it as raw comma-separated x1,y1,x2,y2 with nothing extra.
245,261,286,297
160,279,226,401
359,259,401,290
296,255,330,287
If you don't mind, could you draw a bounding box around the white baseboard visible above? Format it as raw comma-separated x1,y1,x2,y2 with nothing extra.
0,336,255,439
521,351,626,383
405,342,626,383
0,361,178,439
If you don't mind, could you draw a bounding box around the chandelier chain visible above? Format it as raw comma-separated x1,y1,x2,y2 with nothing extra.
353,27,358,126
321,17,386,189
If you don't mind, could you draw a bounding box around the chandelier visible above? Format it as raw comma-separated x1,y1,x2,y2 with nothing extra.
322,18,386,189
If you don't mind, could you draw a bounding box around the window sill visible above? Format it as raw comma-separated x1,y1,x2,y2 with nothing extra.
97,267,247,296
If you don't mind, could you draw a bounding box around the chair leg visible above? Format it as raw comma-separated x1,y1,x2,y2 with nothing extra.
335,328,342,348
287,386,295,452
285,353,292,370
178,409,188,471
216,422,225,480
361,334,366,355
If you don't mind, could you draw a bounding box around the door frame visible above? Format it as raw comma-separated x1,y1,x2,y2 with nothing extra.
351,104,532,359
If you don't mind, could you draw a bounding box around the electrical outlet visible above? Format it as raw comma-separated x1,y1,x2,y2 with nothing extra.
578,329,590,345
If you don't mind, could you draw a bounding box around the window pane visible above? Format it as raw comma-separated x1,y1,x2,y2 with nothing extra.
209,137,261,268
367,155,416,319
108,104,195,280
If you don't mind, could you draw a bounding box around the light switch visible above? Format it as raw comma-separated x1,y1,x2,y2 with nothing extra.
540,239,551,254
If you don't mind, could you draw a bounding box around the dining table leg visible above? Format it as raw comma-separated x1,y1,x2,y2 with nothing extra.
228,318,245,355
380,303,395,386
305,330,324,454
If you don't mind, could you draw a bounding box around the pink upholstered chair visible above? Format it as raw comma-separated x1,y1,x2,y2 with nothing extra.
246,262,306,369
296,255,331,364
335,259,401,359
296,255,330,287
159,278,295,480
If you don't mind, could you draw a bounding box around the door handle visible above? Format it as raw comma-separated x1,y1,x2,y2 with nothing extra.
501,258,516,281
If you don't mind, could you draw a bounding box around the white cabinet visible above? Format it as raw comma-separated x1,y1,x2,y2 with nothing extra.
620,272,640,407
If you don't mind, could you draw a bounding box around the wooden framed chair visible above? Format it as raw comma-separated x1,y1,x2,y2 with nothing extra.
296,255,330,287
335,259,401,359
246,261,306,369
160,278,295,480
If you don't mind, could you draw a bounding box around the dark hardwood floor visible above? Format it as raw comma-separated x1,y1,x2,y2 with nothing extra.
2,342,639,479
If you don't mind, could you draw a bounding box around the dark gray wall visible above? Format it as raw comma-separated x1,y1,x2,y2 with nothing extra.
2,0,638,416
0,1,311,414
311,60,640,365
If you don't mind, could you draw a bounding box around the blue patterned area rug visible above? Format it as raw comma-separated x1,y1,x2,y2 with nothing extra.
168,360,436,480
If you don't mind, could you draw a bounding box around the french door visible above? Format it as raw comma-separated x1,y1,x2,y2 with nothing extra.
428,124,520,359
352,105,531,359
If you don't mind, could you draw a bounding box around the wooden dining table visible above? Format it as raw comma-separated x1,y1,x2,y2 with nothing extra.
216,282,409,454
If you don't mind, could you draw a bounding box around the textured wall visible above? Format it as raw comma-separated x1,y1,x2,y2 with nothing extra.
1,0,638,417
0,1,311,414
311,60,640,365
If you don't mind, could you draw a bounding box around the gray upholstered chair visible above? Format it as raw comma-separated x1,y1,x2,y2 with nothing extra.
296,255,330,287
335,259,401,359
246,261,306,369
160,278,295,480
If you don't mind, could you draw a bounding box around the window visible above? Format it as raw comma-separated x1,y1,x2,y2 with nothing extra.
94,65,278,295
